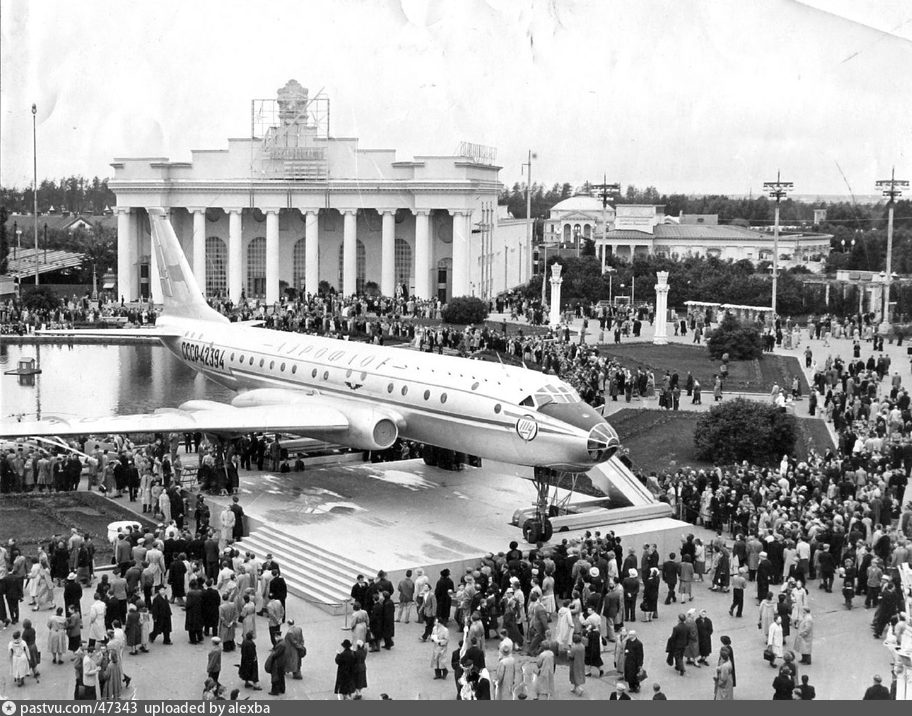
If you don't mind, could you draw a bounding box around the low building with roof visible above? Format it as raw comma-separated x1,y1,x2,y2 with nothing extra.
597,205,832,271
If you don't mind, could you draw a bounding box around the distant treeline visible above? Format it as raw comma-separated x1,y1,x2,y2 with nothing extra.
1,176,117,216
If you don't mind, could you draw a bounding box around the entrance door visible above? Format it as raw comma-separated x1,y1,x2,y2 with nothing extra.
139,262,150,299
437,267,448,303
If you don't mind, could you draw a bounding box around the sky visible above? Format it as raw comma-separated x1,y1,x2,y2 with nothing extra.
1,0,911,197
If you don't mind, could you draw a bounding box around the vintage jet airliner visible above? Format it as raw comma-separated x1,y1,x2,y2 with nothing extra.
1,208,619,541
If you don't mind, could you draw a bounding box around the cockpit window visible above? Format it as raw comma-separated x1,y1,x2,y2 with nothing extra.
520,396,535,408
533,383,581,406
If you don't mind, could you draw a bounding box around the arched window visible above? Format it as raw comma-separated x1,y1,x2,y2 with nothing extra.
293,238,307,291
394,238,413,290
337,240,366,293
205,237,227,297
247,237,266,297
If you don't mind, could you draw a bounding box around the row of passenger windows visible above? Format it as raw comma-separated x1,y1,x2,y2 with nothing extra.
203,345,509,413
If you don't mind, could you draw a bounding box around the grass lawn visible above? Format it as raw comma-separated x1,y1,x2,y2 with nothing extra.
594,342,810,395
0,491,157,561
611,408,835,475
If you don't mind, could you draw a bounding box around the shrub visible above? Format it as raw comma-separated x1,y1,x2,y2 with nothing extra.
21,285,59,313
694,397,797,465
442,296,489,325
706,312,763,360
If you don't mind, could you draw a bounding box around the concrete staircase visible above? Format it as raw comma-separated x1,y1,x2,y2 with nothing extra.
233,524,375,616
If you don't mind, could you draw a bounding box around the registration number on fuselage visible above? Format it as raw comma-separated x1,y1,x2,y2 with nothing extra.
181,341,226,370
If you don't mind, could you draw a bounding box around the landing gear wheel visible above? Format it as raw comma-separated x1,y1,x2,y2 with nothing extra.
522,518,541,544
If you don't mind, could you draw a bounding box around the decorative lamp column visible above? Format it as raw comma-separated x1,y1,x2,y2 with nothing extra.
549,262,563,327
654,270,670,345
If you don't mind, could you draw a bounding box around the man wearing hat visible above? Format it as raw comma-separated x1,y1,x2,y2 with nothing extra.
609,681,632,700
624,630,644,692
756,551,773,602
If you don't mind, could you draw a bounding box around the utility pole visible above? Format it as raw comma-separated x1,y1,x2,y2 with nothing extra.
32,103,39,286
763,171,793,314
876,167,909,331
590,174,620,272
522,150,537,299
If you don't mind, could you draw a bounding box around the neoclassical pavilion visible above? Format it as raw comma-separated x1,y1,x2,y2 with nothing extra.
109,80,508,304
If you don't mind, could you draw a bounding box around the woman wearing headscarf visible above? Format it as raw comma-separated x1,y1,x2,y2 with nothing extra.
683,609,700,666
493,638,519,700
238,631,262,691
350,600,369,645
642,567,660,621
101,646,123,700
568,633,586,696
758,591,776,639
239,592,257,640
713,649,734,700
352,640,368,699
555,599,573,654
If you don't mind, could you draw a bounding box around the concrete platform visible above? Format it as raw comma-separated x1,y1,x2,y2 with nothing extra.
209,457,690,609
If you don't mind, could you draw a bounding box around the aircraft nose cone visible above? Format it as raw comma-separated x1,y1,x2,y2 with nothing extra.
587,423,620,463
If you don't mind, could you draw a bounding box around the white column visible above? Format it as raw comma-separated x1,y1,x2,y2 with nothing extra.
654,270,670,345
380,210,396,297
342,209,357,296
265,209,280,305
414,210,431,300
304,210,319,295
228,209,243,303
191,208,207,296
116,207,134,301
549,263,563,327
149,209,166,305
451,210,470,298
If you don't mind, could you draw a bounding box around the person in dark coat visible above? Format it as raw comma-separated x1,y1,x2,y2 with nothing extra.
756,552,773,602
435,569,454,625
368,594,384,652
201,579,220,637
334,639,357,700
268,570,287,617
696,610,713,665
266,637,287,696
381,592,395,650
184,580,204,644
667,613,690,675
352,640,368,699
168,554,187,605
63,573,83,617
150,585,173,644
623,630,644,693
238,631,262,690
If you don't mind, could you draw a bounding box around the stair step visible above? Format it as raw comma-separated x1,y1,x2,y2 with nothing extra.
232,525,376,616
254,525,374,575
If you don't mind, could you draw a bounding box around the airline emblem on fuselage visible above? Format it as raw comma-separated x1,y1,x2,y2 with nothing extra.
515,414,539,442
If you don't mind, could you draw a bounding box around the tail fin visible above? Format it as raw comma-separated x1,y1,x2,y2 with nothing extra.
148,207,228,323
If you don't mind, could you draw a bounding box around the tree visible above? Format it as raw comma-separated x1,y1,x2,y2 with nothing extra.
694,398,797,465
706,312,763,360
442,296,488,325
21,285,59,312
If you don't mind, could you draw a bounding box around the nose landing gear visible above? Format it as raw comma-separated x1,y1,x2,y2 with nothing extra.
522,466,559,543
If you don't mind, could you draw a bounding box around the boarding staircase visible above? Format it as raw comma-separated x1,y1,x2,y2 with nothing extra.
233,524,375,616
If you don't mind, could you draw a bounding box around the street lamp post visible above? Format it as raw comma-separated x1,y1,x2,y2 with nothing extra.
875,167,909,331
591,175,621,273
605,266,616,303
32,103,39,286
763,171,793,315
522,149,537,271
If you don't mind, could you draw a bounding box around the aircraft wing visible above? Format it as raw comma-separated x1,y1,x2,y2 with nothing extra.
0,400,350,440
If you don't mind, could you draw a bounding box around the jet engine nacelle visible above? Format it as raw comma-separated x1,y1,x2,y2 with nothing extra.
336,406,400,451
